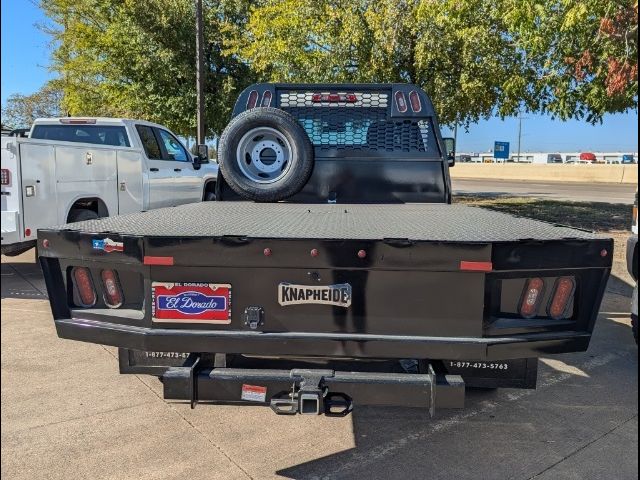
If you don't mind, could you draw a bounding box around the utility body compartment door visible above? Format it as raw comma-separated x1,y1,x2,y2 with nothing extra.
19,143,57,242
115,150,144,214
53,144,118,223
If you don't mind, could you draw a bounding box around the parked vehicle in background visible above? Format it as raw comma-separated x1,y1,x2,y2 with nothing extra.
511,153,563,163
622,154,637,164
579,152,597,162
1,118,218,256
38,83,613,416
628,190,638,345
457,154,472,163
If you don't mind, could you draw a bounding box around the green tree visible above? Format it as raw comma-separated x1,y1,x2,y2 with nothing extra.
237,0,637,125
503,0,638,122
1,82,64,128
40,0,257,137
40,0,637,132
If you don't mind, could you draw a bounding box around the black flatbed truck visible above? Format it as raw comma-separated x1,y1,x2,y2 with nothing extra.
38,84,612,416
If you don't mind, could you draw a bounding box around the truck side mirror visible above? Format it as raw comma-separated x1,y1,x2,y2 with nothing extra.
443,137,456,167
198,144,209,163
194,144,208,170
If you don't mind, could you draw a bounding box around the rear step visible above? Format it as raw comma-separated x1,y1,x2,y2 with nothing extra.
160,354,465,416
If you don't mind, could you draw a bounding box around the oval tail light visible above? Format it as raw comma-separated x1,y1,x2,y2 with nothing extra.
394,91,408,113
72,267,97,307
519,277,545,318
409,91,422,112
101,269,124,308
246,90,259,110
547,277,575,320
261,90,272,107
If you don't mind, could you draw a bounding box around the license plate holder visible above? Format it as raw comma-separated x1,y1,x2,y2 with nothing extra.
151,282,231,323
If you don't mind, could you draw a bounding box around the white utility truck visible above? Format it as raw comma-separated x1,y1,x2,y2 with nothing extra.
1,118,218,256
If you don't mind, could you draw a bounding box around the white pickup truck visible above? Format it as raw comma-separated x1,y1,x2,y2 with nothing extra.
1,118,218,256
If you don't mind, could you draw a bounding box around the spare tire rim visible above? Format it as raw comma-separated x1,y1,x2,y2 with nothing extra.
236,127,293,184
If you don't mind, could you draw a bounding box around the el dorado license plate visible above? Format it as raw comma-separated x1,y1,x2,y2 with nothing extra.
152,282,231,323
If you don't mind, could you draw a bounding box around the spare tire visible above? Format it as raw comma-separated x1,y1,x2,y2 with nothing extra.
218,107,314,202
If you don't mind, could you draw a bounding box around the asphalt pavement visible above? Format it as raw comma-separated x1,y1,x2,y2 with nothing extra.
453,179,637,204
1,244,638,480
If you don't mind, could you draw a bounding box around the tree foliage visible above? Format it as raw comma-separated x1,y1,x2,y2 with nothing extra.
40,0,256,137
238,0,637,125
39,0,637,132
1,82,63,128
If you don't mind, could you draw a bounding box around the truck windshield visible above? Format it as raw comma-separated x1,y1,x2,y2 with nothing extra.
31,125,130,147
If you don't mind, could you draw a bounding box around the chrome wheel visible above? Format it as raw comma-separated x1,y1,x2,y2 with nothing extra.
236,127,292,183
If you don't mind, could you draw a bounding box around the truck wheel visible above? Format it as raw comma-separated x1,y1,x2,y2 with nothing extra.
68,208,99,223
218,107,314,202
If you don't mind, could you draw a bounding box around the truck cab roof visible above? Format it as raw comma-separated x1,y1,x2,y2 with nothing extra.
31,117,169,132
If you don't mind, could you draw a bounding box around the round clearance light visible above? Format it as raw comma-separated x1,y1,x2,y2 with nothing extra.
310,248,319,258
357,249,367,259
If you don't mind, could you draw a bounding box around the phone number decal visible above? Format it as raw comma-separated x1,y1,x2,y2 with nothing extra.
448,361,509,370
143,352,189,360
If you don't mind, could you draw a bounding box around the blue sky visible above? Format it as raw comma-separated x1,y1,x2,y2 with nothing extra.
2,0,638,152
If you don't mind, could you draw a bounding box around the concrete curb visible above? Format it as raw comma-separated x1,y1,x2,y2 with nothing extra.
450,164,638,184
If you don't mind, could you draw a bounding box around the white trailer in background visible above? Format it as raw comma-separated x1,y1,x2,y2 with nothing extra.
510,153,564,163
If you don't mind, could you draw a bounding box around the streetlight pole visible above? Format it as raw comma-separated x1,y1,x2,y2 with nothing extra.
517,109,523,162
195,0,205,145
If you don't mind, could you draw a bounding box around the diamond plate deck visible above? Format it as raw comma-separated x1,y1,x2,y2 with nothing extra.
53,203,601,243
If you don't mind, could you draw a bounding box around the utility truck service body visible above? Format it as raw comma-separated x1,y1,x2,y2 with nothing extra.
1,118,217,256
39,84,611,416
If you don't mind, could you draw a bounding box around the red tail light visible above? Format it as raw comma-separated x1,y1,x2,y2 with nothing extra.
72,267,96,307
1,168,10,186
246,90,259,109
261,90,273,107
394,91,408,112
547,277,575,319
101,269,123,308
409,91,422,112
519,278,545,318
311,93,357,103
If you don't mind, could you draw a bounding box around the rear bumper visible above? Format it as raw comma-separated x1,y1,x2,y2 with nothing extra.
55,317,591,361
163,363,465,414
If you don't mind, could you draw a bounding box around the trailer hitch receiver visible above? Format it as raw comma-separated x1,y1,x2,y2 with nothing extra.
269,369,353,416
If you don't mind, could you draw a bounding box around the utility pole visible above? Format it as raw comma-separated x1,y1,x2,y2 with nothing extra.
195,0,205,145
517,109,523,162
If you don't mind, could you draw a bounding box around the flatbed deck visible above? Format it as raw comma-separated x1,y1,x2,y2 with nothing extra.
56,202,599,242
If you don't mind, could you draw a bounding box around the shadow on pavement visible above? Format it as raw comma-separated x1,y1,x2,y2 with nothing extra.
1,260,48,300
